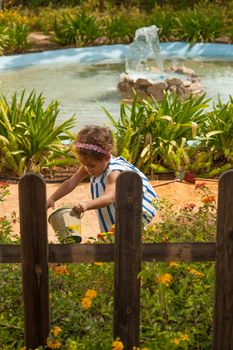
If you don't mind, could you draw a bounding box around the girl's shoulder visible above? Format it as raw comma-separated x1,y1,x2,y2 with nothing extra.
108,156,129,172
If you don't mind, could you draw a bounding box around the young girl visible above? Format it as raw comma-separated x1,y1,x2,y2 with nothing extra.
47,125,158,233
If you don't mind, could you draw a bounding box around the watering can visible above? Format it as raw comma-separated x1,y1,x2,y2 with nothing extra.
48,206,82,243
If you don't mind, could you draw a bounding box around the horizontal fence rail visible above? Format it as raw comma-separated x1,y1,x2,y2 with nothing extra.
0,170,233,350
0,242,216,264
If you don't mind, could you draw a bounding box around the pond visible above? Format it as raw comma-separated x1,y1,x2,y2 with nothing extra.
0,43,232,133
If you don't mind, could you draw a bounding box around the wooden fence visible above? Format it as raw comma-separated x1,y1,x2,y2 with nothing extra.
0,170,233,349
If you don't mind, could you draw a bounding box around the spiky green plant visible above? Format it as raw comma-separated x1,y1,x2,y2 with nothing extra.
0,90,76,176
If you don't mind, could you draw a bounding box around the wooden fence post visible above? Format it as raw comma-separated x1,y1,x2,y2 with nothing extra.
213,169,233,349
19,173,50,348
114,172,143,349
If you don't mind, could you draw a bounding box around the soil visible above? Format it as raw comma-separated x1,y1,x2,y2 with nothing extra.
1,179,218,243
27,32,66,52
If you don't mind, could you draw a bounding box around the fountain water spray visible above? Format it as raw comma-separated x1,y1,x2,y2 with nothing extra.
118,25,203,100
126,25,164,77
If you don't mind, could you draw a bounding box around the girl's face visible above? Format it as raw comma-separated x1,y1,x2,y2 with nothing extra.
77,154,110,177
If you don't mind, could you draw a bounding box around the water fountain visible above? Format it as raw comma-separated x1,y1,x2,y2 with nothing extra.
118,25,203,100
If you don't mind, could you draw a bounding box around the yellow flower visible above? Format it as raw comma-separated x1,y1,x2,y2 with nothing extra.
112,340,124,350
47,339,62,349
188,268,204,277
181,333,189,341
85,289,97,299
81,297,92,310
67,224,81,232
156,273,173,286
94,262,104,266
171,338,180,345
51,325,62,336
169,261,179,267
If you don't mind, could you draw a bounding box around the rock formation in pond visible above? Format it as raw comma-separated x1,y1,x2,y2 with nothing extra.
118,25,203,101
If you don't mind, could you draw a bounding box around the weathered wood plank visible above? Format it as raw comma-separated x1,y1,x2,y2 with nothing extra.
0,244,21,263
213,170,233,349
142,242,216,262
0,242,215,263
19,173,50,348
113,172,142,349
48,243,114,263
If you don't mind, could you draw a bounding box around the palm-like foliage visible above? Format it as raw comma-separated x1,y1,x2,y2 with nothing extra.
201,96,233,162
103,92,210,172
0,26,9,55
175,7,225,43
0,90,76,176
54,10,100,46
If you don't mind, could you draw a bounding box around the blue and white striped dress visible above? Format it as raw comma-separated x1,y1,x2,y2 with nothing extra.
90,156,158,232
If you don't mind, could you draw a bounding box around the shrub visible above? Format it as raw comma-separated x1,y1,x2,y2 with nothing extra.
175,7,225,43
54,10,100,46
0,90,76,176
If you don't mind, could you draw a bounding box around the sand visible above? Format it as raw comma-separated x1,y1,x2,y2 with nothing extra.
0,179,218,243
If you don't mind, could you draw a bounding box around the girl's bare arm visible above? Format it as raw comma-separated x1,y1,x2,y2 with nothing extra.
47,165,88,209
73,171,120,213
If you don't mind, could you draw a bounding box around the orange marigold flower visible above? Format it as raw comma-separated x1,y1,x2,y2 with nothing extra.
181,333,189,341
85,289,97,299
51,326,62,336
201,195,215,203
97,232,106,241
112,340,124,350
171,338,180,345
156,273,173,286
183,203,196,210
47,339,62,349
52,265,69,274
81,297,92,310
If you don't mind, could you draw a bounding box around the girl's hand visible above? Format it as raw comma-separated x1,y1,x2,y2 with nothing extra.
47,198,55,210
73,202,88,214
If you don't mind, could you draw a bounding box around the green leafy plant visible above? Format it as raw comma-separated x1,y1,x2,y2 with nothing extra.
54,10,100,46
0,90,76,176
201,96,233,163
147,6,176,40
103,92,210,173
0,183,217,348
175,7,225,43
6,23,31,53
0,25,10,55
103,12,141,43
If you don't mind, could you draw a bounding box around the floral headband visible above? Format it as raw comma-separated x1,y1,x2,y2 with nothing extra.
75,142,109,155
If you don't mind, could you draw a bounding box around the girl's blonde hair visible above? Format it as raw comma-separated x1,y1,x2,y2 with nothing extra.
76,125,114,160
